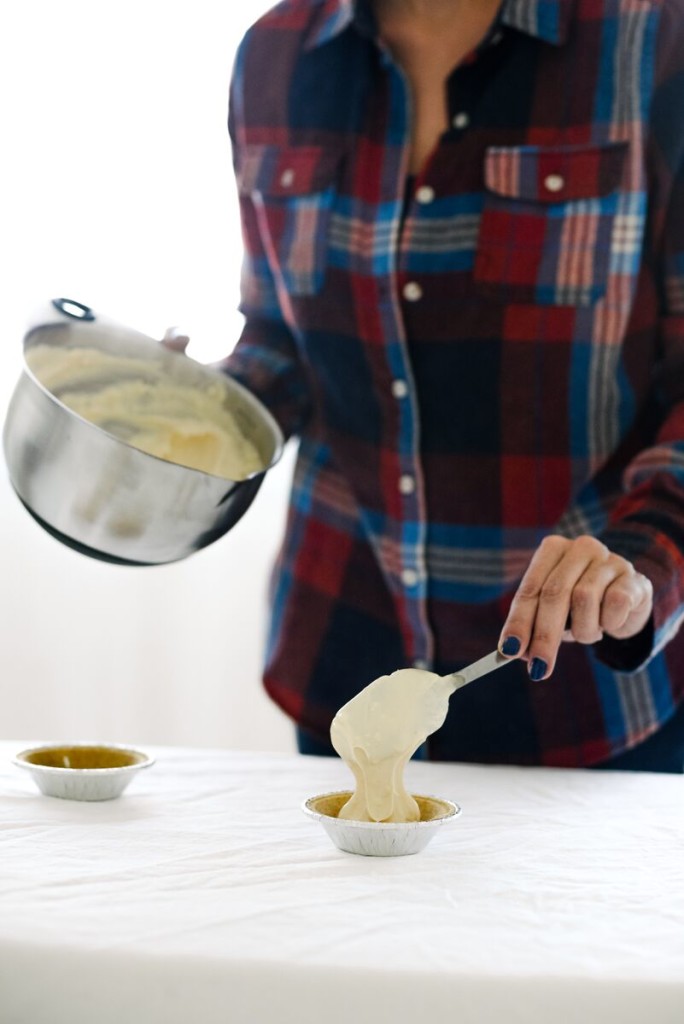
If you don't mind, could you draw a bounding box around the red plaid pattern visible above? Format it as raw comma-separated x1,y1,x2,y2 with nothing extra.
221,0,684,766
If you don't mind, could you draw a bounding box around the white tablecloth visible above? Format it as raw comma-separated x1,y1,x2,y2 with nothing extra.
1,743,683,1024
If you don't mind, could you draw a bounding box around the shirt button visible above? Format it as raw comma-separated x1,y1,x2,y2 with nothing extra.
398,474,415,495
391,378,409,399
279,168,295,188
403,281,423,301
401,568,419,588
544,173,565,193
452,111,470,130
416,185,435,204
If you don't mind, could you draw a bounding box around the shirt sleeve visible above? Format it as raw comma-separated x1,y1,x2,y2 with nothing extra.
213,37,312,440
596,0,684,671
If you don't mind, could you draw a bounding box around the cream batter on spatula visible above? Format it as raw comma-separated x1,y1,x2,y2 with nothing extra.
330,669,454,823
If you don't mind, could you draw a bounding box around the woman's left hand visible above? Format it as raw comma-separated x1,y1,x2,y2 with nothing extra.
498,535,654,681
160,327,190,353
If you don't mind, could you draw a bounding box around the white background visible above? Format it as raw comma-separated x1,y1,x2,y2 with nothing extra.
0,0,297,751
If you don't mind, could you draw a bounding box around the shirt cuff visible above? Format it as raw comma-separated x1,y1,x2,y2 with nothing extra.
594,524,684,672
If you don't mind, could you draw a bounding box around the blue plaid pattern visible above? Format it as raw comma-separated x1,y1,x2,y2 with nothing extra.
221,0,684,766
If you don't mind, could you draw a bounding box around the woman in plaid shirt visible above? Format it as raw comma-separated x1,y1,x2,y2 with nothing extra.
209,0,684,769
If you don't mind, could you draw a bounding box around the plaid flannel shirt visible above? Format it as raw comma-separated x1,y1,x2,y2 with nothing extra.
223,0,684,765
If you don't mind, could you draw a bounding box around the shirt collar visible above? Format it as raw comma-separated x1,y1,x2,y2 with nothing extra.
304,0,574,51
501,0,574,45
304,0,362,50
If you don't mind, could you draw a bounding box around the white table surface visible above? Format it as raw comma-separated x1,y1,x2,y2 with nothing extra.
1,742,683,1024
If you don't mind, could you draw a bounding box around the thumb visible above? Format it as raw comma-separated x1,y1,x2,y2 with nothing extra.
161,326,190,353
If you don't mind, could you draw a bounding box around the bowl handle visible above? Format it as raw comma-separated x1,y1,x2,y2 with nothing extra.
51,297,95,322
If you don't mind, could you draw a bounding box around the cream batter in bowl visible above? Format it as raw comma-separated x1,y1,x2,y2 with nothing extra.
303,790,460,857
2,299,284,564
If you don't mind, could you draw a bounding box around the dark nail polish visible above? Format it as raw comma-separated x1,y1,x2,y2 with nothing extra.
529,658,547,682
501,636,521,656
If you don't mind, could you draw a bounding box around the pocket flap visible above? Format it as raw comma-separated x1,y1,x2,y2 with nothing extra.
484,142,628,203
237,144,342,196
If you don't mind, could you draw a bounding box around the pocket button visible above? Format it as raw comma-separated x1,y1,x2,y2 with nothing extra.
543,173,565,194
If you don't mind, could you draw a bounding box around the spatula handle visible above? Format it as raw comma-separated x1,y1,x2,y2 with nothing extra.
445,650,510,693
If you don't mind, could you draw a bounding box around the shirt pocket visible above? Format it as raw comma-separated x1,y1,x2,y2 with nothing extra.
237,143,342,296
473,142,628,306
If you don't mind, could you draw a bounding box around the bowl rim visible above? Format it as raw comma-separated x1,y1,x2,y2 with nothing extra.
302,790,461,829
13,742,155,775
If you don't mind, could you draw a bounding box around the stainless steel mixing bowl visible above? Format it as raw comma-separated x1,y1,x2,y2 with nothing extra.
2,299,284,565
